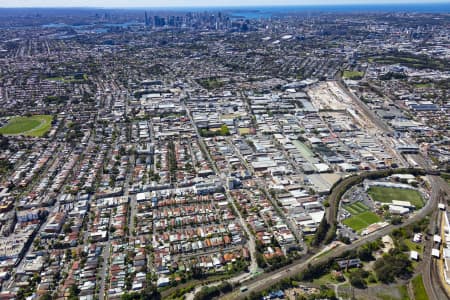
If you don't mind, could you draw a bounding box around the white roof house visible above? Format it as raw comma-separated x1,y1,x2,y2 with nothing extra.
410,251,419,261
432,248,440,258
434,235,442,244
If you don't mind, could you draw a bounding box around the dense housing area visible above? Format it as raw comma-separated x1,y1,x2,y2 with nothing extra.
0,6,448,300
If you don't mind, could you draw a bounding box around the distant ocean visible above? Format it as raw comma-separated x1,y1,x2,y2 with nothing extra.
224,3,450,19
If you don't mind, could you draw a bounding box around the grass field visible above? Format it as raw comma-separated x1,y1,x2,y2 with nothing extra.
404,239,423,255
312,272,340,286
0,115,53,137
343,70,364,80
398,285,410,300
46,74,88,83
376,285,409,300
373,55,447,71
344,202,369,215
412,275,429,300
343,211,381,232
414,83,432,89
368,186,424,208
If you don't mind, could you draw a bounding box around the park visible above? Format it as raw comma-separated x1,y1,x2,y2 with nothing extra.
0,115,53,137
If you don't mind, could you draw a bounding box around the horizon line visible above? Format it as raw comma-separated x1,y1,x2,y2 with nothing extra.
1,1,450,9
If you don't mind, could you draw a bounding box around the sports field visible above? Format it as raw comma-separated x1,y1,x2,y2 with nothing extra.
0,115,53,137
344,202,369,215
343,70,364,80
343,211,381,232
343,202,380,232
368,186,424,209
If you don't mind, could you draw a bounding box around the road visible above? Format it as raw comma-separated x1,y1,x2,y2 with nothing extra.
227,138,303,245
182,97,258,274
98,241,111,300
223,174,444,299
126,153,136,235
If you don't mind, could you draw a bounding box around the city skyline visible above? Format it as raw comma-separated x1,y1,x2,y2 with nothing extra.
1,0,450,8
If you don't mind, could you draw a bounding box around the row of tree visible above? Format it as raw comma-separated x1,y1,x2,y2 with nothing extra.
194,282,232,300
200,125,230,137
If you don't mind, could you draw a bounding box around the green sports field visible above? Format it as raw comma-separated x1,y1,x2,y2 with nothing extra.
343,70,364,80
343,211,381,232
0,115,53,137
343,203,380,232
368,186,424,208
344,202,370,215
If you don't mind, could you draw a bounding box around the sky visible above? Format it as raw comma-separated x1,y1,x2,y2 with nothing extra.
0,0,449,8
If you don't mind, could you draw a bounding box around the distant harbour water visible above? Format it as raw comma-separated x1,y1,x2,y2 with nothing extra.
36,2,450,28
227,3,450,19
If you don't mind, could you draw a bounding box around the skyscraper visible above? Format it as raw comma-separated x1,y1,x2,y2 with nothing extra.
144,11,149,26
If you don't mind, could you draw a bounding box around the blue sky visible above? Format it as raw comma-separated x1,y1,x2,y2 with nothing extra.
0,0,448,7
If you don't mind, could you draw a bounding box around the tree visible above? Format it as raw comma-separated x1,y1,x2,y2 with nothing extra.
63,221,73,234
312,217,329,246
349,269,369,289
191,265,204,279
220,124,230,136
374,249,412,283
68,284,80,300
194,286,220,300
357,246,374,261
256,252,267,269
0,159,12,176
0,134,9,150
338,235,351,245
391,216,402,225
120,285,160,300
40,292,52,300
219,281,232,293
